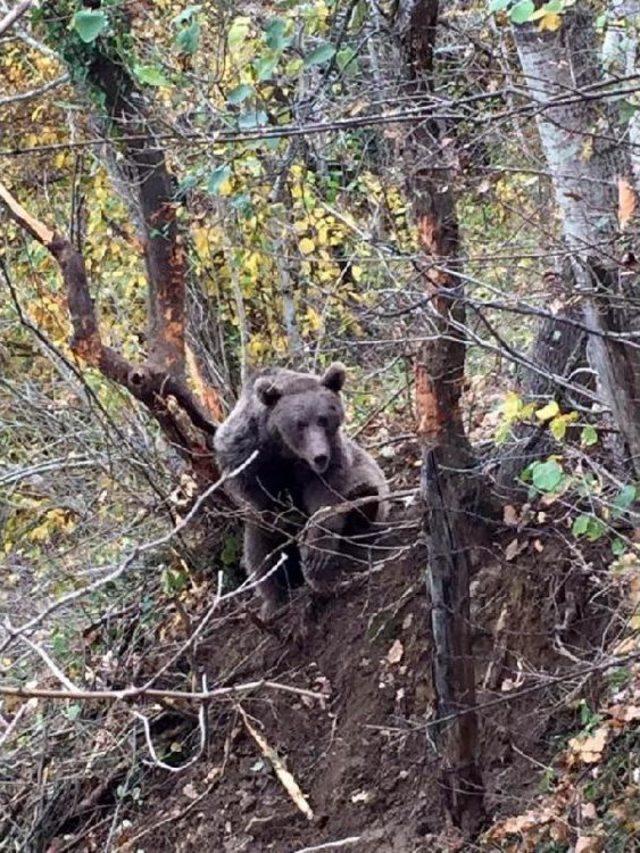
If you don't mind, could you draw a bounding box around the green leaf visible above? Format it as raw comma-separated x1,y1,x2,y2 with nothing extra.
612,484,637,519
231,192,253,218
173,4,201,25
489,0,511,11
530,0,563,18
228,16,251,48
585,517,606,542
336,47,358,74
304,43,336,67
227,84,254,105
612,538,627,556
264,18,289,51
531,459,563,492
572,515,590,537
176,20,200,54
66,703,82,721
254,55,279,81
208,165,231,195
509,0,535,24
72,9,108,43
178,173,198,193
161,567,189,595
581,425,598,447
133,65,170,87
238,109,268,130
620,99,640,123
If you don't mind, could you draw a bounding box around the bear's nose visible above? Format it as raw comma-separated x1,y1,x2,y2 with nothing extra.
313,453,329,473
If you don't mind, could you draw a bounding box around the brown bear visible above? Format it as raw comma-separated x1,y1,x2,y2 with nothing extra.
214,363,389,618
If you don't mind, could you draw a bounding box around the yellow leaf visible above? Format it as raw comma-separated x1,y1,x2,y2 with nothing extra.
535,400,560,422
351,265,362,282
503,391,522,421
539,12,562,32
193,226,210,258
549,411,578,440
299,237,315,256
306,307,322,331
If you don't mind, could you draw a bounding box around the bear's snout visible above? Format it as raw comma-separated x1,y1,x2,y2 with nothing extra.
312,453,329,474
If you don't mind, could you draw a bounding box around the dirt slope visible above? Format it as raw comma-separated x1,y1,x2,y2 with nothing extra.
91,515,611,853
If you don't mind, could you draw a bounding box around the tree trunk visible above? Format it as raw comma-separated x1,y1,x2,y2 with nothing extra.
1,2,224,489
496,264,590,496
396,0,484,833
514,10,640,476
603,0,640,191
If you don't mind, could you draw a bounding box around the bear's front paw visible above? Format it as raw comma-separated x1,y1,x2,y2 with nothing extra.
259,597,281,622
301,546,335,594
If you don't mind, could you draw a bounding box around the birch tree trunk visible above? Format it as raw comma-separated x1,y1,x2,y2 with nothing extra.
603,0,640,189
514,9,640,476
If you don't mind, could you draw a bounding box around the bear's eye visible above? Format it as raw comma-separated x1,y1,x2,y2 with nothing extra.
296,420,307,431
317,416,328,428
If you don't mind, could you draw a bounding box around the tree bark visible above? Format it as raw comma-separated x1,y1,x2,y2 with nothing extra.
397,0,484,833
603,0,640,191
6,1,226,488
0,181,219,485
514,9,640,476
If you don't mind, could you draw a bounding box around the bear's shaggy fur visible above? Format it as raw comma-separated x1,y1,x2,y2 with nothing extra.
214,363,389,617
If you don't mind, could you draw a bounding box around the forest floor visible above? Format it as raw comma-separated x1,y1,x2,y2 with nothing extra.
79,504,615,853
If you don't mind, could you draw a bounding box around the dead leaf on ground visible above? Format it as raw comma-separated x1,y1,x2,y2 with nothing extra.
575,835,605,853
505,538,528,561
503,504,519,526
568,726,609,764
387,639,404,665
608,703,640,723
182,783,199,800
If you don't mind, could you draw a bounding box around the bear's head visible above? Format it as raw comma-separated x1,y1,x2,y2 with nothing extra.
255,363,346,475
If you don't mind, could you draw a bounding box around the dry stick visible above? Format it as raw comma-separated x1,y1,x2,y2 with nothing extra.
237,703,314,821
0,701,32,750
16,635,77,692
139,570,225,692
0,73,69,107
0,677,326,704
132,676,207,773
0,0,32,37
294,840,363,853
138,552,287,692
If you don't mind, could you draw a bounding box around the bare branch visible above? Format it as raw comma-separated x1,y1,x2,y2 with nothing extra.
0,0,32,37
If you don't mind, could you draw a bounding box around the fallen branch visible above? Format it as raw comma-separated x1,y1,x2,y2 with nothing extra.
0,0,32,37
295,839,363,853
0,73,69,106
237,703,314,821
0,677,326,704
132,677,207,772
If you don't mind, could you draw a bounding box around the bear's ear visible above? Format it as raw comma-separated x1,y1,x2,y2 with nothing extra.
255,377,283,407
321,362,347,393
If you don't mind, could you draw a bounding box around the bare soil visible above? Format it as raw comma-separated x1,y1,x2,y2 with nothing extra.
83,511,611,853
